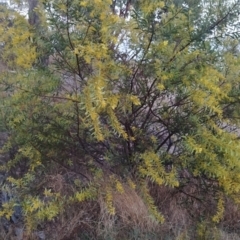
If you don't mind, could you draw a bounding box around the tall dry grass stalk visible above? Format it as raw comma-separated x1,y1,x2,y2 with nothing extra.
4,174,240,239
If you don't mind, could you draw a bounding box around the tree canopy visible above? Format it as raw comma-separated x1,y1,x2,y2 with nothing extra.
1,0,240,238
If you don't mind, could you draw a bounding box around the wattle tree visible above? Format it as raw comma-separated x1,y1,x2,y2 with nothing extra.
0,0,240,238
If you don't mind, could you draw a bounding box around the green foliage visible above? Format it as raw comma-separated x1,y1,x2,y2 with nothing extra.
1,0,240,235
0,4,36,69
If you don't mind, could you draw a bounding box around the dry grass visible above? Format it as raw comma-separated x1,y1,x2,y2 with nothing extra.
96,184,160,239
112,185,158,231
218,230,240,240
2,173,240,239
221,198,240,234
150,184,192,238
45,202,99,240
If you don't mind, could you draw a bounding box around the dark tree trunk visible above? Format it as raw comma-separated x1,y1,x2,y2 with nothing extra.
28,0,49,67
28,0,40,27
